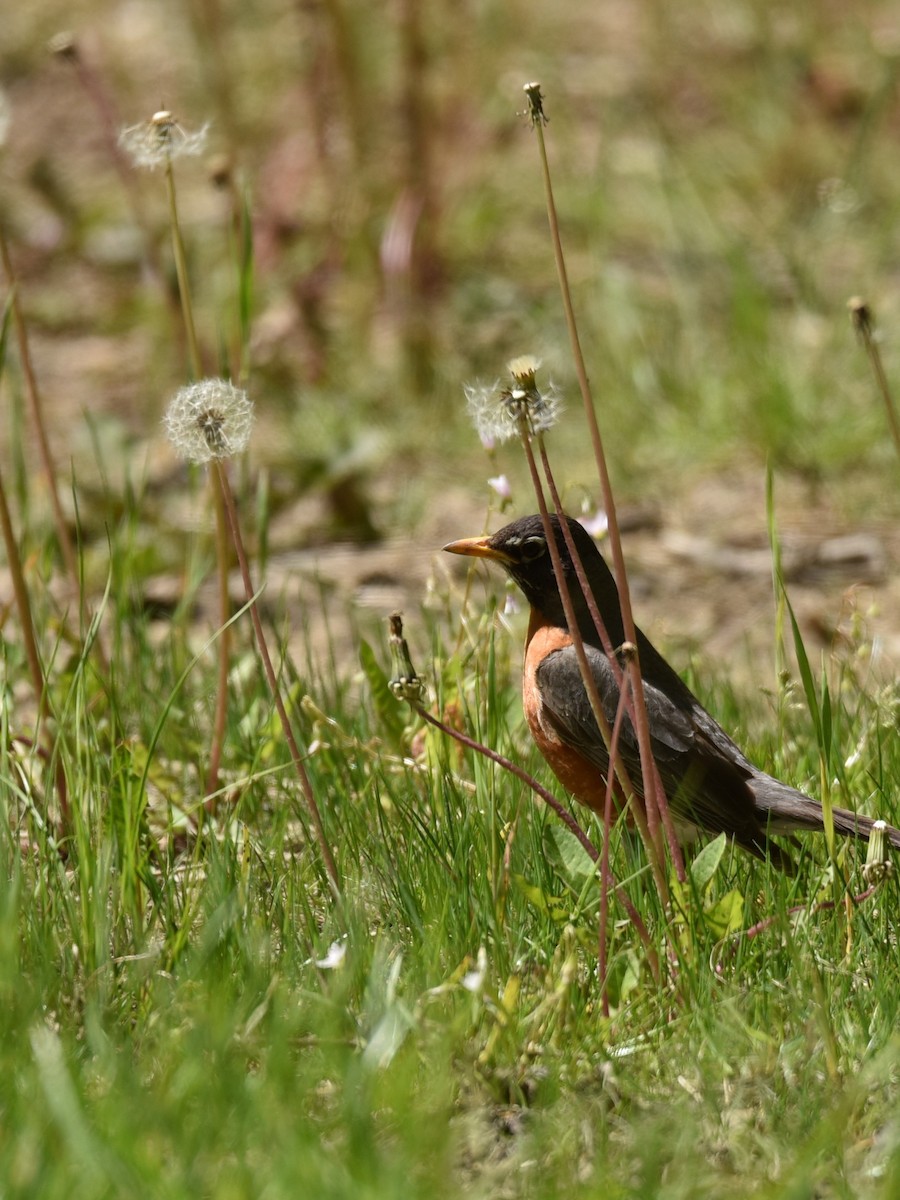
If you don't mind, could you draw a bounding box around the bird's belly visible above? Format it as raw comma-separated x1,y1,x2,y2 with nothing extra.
523,621,609,814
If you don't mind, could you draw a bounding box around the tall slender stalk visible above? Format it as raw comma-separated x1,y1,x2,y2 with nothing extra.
517,426,670,905
164,161,203,380
0,229,79,591
387,613,659,980
848,297,900,464
50,34,167,294
0,469,47,723
213,459,340,896
523,83,685,882
161,152,232,801
164,377,338,893
536,436,685,884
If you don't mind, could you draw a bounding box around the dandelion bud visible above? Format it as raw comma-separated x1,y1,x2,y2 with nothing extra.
862,820,894,885
119,110,209,170
164,379,253,464
848,296,875,342
507,355,539,389
388,612,428,707
523,81,547,127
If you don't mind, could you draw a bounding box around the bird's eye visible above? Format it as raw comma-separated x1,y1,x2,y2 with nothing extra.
520,535,546,562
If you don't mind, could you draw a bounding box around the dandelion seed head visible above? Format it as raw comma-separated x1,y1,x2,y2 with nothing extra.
164,379,253,463
465,356,562,444
119,110,209,170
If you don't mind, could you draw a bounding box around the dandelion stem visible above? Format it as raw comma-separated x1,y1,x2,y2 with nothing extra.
525,83,684,882
849,297,900,464
519,426,670,905
598,659,633,1018
213,459,340,896
0,230,80,592
0,466,69,827
0,468,47,720
537,437,685,882
164,160,203,378
160,167,229,799
387,615,659,979
206,478,232,800
52,36,167,293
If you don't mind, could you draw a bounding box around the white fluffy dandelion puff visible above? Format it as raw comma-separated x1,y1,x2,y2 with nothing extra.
465,355,563,444
119,110,209,170
164,379,253,463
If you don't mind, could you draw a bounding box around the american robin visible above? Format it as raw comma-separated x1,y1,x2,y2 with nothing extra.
444,512,900,872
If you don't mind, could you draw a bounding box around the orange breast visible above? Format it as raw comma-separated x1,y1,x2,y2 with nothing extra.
522,609,610,815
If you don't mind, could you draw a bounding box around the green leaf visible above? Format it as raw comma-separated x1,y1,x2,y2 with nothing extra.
690,833,726,892
703,888,744,939
511,874,570,923
542,823,596,888
359,637,406,747
784,591,821,743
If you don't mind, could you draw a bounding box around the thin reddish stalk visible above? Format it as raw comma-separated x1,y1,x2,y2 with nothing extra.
527,90,683,879
205,477,231,799
0,472,69,825
848,298,900,463
0,231,79,591
53,37,167,293
598,665,633,1018
213,460,340,896
537,439,686,880
161,164,230,802
735,885,877,945
412,702,659,979
164,162,203,379
0,470,47,719
518,429,671,906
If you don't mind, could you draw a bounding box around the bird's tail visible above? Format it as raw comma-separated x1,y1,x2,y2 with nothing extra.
831,805,900,848
752,775,900,849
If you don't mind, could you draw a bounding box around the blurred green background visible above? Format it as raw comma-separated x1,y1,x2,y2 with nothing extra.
3,6,900,1197
4,0,900,677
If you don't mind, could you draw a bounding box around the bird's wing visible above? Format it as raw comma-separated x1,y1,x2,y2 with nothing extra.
535,642,777,858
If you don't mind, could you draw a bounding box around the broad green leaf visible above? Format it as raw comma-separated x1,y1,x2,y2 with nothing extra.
511,874,569,923
543,823,597,887
359,637,407,747
703,888,744,939
691,833,727,892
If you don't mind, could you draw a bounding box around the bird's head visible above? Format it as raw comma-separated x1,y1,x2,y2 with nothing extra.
444,512,617,632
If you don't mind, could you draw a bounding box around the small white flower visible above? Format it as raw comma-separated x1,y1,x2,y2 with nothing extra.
487,474,511,501
578,508,608,539
119,110,209,170
315,941,347,970
461,946,488,993
164,379,253,463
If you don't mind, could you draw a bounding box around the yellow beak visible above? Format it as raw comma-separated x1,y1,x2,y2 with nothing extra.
442,535,514,564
